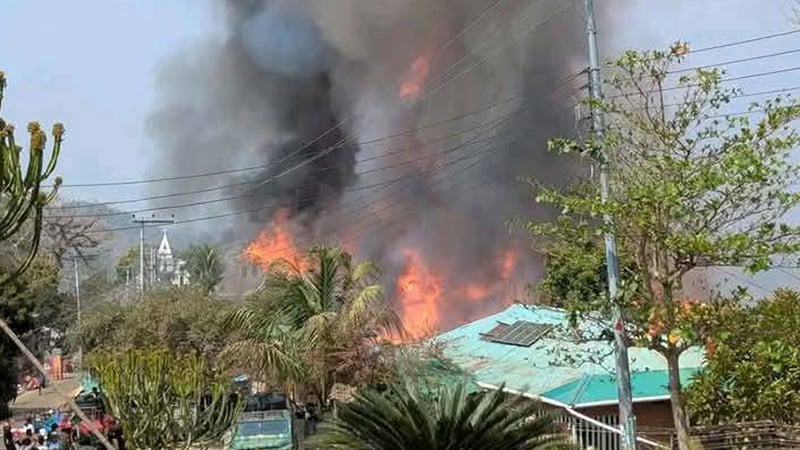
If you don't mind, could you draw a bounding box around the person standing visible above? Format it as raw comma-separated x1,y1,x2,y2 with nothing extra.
3,421,17,450
37,374,46,396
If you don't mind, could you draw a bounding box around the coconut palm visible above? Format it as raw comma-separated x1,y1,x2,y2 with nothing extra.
224,245,401,399
183,244,225,293
315,381,571,450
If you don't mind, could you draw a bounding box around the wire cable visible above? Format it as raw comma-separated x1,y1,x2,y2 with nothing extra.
690,29,800,55
611,64,800,99
46,110,518,220
669,48,800,74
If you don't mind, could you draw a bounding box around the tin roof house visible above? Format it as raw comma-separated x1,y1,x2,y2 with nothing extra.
433,304,705,450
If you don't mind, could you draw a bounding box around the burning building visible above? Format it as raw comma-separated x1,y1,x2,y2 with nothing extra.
148,0,614,339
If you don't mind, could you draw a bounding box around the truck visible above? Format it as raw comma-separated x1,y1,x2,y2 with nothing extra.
224,391,299,450
225,410,295,450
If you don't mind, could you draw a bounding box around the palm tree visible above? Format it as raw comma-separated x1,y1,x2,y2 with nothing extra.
315,381,571,450
224,245,401,401
183,244,224,293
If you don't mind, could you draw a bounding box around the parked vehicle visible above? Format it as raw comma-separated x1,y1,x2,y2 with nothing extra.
225,410,295,450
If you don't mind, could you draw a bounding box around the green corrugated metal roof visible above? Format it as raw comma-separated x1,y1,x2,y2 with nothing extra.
433,304,705,408
542,368,700,406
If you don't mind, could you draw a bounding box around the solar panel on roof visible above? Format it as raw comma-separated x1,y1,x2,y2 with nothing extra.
489,321,553,347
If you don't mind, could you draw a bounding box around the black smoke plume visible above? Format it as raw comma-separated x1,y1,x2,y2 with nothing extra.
148,0,616,331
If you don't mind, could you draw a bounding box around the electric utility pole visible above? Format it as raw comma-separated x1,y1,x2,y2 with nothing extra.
62,251,99,374
584,0,637,448
131,214,175,294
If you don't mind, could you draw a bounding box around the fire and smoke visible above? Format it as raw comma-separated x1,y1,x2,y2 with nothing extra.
148,0,616,339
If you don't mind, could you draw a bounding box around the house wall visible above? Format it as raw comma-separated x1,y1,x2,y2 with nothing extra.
578,400,674,429
575,400,676,447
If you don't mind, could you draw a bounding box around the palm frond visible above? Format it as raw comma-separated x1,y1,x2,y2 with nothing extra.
315,382,572,450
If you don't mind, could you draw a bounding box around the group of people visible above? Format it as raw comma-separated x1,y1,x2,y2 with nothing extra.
2,411,64,450
1,403,125,450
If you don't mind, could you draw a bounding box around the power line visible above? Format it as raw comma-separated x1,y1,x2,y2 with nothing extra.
612,64,800,99
690,29,800,55
712,266,771,292
79,126,520,236
93,118,521,241
51,64,583,213
53,95,524,190
56,0,578,209
669,48,800,74
649,84,800,110
46,110,519,220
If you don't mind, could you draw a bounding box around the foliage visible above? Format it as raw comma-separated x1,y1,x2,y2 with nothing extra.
115,246,137,284
537,217,612,312
0,344,16,419
224,245,401,403
528,45,800,449
686,289,800,425
90,348,243,450
313,381,570,450
72,287,232,358
182,244,225,293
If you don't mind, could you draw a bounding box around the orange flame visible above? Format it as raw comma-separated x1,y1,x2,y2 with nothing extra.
244,210,306,271
465,284,489,301
499,248,517,280
398,55,431,99
395,249,441,340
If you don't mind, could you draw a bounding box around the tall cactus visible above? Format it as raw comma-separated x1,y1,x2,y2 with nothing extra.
0,70,63,285
91,349,244,450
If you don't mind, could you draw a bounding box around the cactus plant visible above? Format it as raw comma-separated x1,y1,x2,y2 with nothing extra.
91,349,244,450
0,70,63,285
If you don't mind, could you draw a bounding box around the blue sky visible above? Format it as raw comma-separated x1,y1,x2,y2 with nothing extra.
0,0,216,202
2,0,799,291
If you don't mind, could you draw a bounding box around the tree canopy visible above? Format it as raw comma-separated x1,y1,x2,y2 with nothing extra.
686,289,800,425
528,44,800,449
182,244,225,293
224,245,401,403
72,287,232,359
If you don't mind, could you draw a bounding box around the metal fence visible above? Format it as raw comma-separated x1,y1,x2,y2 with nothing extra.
556,413,622,450
670,421,800,449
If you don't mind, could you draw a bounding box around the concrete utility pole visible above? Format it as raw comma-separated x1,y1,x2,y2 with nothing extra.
584,0,637,448
63,252,98,374
132,214,175,294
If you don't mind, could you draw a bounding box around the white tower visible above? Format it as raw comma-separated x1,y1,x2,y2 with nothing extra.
157,229,174,274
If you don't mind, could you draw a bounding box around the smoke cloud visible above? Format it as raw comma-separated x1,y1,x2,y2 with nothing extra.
148,0,617,332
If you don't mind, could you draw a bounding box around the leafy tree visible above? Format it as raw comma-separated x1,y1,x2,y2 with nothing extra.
314,381,569,450
72,287,232,359
115,246,138,284
182,244,224,293
90,348,243,450
685,289,800,424
224,245,400,405
528,45,800,449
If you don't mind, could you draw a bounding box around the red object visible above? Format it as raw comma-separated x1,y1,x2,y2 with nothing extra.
50,356,64,381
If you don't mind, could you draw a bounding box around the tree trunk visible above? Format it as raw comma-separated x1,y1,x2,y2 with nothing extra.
666,349,692,450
